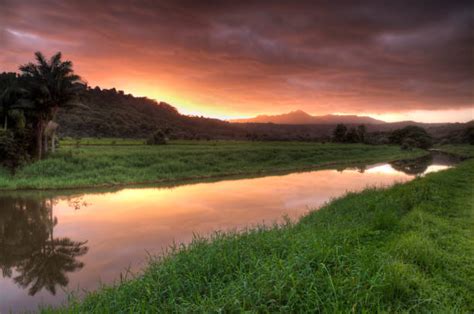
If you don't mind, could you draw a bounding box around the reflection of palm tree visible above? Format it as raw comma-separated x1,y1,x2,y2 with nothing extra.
14,238,88,295
0,197,39,278
0,195,89,295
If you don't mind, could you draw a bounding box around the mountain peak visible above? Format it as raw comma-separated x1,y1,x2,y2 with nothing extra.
230,110,386,125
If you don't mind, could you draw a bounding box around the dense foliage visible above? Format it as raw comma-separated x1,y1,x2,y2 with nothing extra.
332,124,367,143
57,86,245,140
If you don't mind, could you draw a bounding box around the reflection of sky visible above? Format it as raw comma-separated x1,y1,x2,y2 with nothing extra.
365,164,412,176
422,165,450,175
1,162,452,312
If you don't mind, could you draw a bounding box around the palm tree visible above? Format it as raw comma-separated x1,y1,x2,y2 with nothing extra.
19,52,83,159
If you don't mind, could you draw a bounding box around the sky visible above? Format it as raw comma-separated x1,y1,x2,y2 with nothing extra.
0,0,472,122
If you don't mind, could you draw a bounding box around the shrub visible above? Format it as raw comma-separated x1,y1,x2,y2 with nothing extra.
0,129,31,173
146,130,168,145
400,138,417,150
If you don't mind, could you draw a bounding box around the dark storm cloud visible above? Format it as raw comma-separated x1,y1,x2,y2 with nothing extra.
0,0,472,115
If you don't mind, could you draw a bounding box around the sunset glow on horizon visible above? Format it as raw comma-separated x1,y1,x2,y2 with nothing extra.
1,0,472,123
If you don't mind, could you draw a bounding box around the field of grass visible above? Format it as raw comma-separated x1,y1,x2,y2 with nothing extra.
435,144,474,158
0,141,425,190
45,156,473,312
60,137,146,145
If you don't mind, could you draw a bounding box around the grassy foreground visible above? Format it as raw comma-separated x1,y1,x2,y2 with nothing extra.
0,141,424,190
48,158,474,312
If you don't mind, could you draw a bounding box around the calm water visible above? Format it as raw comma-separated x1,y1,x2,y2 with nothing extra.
0,153,459,312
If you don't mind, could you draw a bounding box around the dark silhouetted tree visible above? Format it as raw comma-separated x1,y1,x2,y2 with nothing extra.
345,128,360,143
357,124,366,143
389,125,433,149
332,124,347,142
19,52,83,159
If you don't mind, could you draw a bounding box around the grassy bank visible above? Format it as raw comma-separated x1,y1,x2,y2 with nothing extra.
47,157,473,312
434,144,474,158
0,141,424,190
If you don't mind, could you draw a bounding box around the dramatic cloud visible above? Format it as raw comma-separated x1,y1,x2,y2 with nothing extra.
0,0,472,120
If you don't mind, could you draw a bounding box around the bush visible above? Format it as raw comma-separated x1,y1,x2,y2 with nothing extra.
400,138,417,150
464,127,474,145
0,129,31,173
146,130,168,145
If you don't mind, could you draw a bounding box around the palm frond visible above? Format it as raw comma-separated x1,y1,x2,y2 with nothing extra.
50,52,62,67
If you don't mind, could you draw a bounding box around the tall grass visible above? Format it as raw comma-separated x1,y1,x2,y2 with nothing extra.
46,158,474,312
0,141,424,190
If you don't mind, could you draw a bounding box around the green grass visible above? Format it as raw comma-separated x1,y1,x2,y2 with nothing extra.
0,141,424,190
45,157,474,313
60,137,146,145
435,144,474,158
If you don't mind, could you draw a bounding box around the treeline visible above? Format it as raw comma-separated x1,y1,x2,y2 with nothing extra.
56,86,245,140
329,123,462,149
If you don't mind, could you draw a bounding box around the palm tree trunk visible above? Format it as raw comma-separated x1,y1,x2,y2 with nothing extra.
35,120,45,160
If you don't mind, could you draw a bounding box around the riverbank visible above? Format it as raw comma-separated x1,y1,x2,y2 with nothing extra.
433,144,474,158
0,141,425,190
46,151,473,312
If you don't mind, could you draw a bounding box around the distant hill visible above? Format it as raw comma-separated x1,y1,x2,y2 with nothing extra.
56,87,472,143
57,87,245,139
231,110,386,125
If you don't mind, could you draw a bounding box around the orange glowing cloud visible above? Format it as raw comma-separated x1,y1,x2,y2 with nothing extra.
0,0,472,122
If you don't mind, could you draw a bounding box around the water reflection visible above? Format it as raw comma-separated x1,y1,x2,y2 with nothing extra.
0,197,88,296
0,153,459,312
390,154,433,175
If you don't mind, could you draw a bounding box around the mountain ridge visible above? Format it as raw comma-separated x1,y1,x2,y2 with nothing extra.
230,110,386,125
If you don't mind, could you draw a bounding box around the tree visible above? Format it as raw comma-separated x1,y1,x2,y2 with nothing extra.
19,52,83,159
389,126,433,149
464,127,474,145
357,124,366,143
345,128,360,143
332,124,347,142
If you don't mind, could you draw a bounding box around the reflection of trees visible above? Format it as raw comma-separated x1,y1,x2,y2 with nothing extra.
0,196,88,295
390,155,433,175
